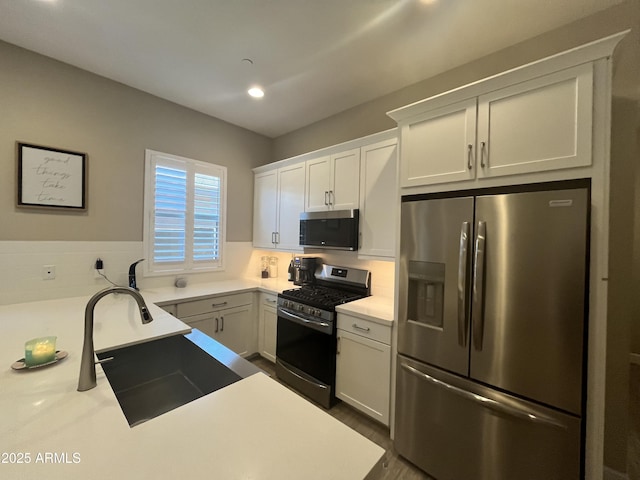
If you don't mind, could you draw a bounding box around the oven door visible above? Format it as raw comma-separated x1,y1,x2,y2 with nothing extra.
276,306,336,408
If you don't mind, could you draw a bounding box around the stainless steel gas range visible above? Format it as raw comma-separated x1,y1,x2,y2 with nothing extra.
275,264,370,408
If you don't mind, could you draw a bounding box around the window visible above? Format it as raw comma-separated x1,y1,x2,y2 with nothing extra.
143,150,226,275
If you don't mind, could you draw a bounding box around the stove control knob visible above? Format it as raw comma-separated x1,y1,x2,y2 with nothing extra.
297,304,305,312
313,309,321,317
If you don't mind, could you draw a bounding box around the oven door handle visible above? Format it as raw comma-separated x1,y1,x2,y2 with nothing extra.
278,308,331,331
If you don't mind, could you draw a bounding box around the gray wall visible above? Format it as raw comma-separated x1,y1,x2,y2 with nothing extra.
273,1,639,162
0,41,271,242
271,1,640,474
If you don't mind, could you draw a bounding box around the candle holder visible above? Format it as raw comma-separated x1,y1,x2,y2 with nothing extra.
24,336,57,367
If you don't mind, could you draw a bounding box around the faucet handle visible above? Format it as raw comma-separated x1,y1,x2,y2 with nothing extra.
128,259,145,290
95,357,114,365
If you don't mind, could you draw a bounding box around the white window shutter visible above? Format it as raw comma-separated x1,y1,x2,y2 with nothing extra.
154,165,187,263
144,150,226,275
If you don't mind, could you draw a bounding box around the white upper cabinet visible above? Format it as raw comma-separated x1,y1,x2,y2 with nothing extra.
305,149,360,212
330,149,361,210
253,170,278,249
359,138,398,258
391,60,594,189
305,155,331,211
276,163,306,250
400,98,477,187
477,63,593,178
253,162,305,251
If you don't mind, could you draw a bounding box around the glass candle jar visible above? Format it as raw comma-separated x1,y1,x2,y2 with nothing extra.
269,256,278,278
24,336,57,367
261,256,270,278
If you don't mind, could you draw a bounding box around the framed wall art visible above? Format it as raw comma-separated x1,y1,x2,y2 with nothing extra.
17,142,87,210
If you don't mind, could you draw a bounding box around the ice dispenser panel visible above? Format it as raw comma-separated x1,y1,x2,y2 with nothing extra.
408,261,444,328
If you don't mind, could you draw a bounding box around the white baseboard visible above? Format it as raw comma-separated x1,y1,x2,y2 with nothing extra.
604,466,629,480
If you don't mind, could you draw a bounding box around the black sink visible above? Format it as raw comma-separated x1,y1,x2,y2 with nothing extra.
97,330,261,427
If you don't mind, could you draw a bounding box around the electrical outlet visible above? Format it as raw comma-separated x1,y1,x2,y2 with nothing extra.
42,265,56,280
94,258,105,279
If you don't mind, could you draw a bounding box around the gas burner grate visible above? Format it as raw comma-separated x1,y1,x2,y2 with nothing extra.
281,286,364,309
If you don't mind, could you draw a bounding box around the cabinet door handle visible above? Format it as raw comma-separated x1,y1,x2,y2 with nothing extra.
220,315,224,332
480,141,486,168
266,298,277,304
467,144,473,170
352,323,371,332
336,336,341,354
329,190,334,206
212,301,228,308
215,317,219,333
324,191,329,206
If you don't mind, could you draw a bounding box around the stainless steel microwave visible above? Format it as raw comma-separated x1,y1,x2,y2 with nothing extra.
299,209,359,251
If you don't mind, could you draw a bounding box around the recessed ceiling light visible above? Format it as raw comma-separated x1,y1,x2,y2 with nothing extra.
248,87,264,98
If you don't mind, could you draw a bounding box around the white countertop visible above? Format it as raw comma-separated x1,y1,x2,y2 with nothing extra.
336,296,394,325
0,283,384,479
144,277,295,305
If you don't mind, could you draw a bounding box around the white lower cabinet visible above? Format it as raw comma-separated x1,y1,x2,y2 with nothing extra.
158,303,177,316
258,293,278,362
336,313,391,426
175,293,255,357
215,304,253,357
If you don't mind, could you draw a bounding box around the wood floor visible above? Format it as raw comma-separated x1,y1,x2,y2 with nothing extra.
250,356,434,480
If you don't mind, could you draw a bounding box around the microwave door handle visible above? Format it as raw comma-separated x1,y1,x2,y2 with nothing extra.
472,221,486,351
457,222,470,347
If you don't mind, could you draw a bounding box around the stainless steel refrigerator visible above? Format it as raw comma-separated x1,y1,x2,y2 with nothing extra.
395,183,589,480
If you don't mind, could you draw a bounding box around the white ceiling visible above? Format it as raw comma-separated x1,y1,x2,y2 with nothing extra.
0,0,625,138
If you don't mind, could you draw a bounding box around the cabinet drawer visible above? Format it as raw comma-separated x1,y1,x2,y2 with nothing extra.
261,293,278,307
158,303,177,316
176,292,253,318
337,313,391,345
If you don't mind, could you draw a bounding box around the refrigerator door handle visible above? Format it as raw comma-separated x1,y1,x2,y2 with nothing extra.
399,362,568,430
472,221,486,350
457,221,470,346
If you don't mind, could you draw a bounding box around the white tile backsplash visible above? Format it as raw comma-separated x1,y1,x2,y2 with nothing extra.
0,241,395,305
0,241,254,305
248,249,395,298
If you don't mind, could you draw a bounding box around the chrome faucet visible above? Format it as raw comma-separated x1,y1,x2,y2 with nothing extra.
78,286,154,391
